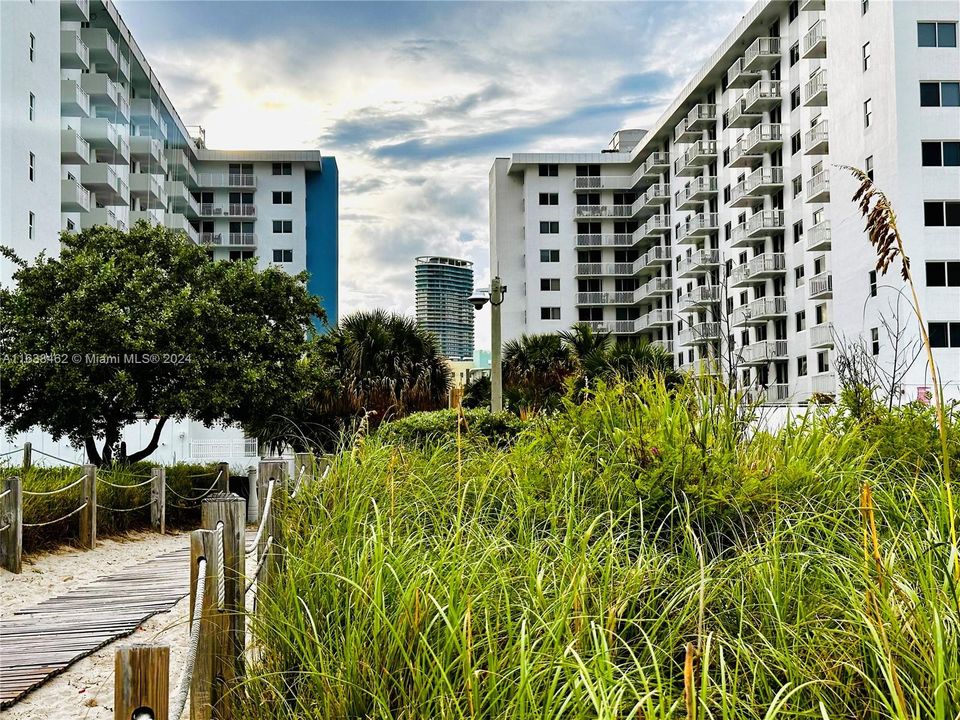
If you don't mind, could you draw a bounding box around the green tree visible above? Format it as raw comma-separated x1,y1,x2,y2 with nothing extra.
502,332,575,412
0,222,323,466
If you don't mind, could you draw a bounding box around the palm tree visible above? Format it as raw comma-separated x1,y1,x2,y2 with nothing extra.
502,333,575,412
595,341,682,387
559,323,612,364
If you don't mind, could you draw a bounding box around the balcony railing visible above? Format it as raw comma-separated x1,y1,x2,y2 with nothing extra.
650,339,674,354
743,80,781,113
61,0,90,22
732,296,787,326
227,233,257,247
677,212,719,243
199,203,257,217
807,219,831,251
198,173,258,188
635,244,672,274
575,233,635,248
678,285,721,310
677,249,720,277
810,322,835,349
675,176,718,210
61,177,92,212
674,140,717,176
634,183,670,213
743,37,781,71
745,209,785,238
809,271,833,299
730,166,783,207
634,215,671,242
811,372,836,396
732,252,786,285
574,204,634,219
805,120,829,155
741,340,788,365
802,18,827,59
726,56,761,90
61,127,91,165
576,263,636,277
573,175,632,190
636,277,672,301
60,29,89,69
60,79,90,119
637,309,672,330
806,169,830,202
728,97,761,129
678,322,721,346
675,104,716,143
804,69,828,107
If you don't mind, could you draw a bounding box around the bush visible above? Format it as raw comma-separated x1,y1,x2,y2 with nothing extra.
377,408,526,447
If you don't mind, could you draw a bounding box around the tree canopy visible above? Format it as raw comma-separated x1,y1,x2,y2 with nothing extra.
0,222,324,465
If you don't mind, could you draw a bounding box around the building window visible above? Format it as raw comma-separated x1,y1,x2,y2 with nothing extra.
791,131,801,155
538,193,559,206
929,322,960,348
538,164,559,177
723,185,731,203
229,250,255,261
865,155,874,180
817,350,830,373
539,221,560,233
863,98,873,127
29,33,35,62
926,260,960,286
789,42,800,66
862,42,871,71
795,265,805,286
540,249,560,262
29,93,35,121
861,0,868,14
918,22,957,48
921,81,960,107
271,162,292,175
788,0,799,21
922,141,960,166
792,175,802,198
272,191,292,204
796,356,807,377
28,151,35,181
272,249,293,263
869,269,877,296
793,220,803,244
66,219,75,231
540,278,560,291
540,307,561,320
28,211,35,240
870,327,880,355
796,310,806,332
722,148,730,166
272,219,293,233
790,85,801,110
924,201,960,226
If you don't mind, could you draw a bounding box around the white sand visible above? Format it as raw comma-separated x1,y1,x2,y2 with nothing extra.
2,532,257,719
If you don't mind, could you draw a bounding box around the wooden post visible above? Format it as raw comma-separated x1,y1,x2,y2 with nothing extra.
216,462,231,493
293,452,315,495
246,466,258,523
256,459,287,591
201,492,246,704
114,644,169,720
189,528,223,720
80,463,96,550
150,467,165,534
21,442,31,473
1,476,22,574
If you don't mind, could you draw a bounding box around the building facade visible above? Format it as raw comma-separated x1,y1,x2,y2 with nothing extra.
415,255,475,361
490,0,959,404
1,0,338,324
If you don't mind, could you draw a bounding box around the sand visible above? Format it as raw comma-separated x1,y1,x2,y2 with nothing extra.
1,532,258,719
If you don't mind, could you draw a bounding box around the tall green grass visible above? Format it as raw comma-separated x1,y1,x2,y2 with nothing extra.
242,379,959,719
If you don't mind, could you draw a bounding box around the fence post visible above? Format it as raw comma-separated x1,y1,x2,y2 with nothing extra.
114,644,169,720
216,462,231,493
257,459,287,590
202,492,245,703
22,442,31,473
1,476,22,574
189,528,223,720
293,452,315,495
246,466,258,523
150,467,165,534
80,463,96,550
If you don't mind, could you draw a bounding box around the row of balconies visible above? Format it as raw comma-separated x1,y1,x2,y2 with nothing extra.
575,276,672,307
571,151,670,192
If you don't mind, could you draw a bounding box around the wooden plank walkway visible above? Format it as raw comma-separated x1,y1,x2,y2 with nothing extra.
0,542,191,708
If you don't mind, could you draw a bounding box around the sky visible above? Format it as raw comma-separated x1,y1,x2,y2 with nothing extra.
115,0,753,349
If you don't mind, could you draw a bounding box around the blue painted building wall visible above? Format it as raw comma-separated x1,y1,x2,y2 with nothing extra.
305,156,339,328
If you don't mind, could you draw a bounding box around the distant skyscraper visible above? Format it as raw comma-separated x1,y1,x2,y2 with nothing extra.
415,256,474,360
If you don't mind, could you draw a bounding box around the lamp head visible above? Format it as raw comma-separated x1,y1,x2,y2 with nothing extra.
467,292,490,311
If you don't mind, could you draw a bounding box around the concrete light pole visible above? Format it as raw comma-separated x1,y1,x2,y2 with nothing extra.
468,276,507,413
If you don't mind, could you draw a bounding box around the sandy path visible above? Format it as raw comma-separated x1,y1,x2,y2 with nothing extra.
2,532,257,719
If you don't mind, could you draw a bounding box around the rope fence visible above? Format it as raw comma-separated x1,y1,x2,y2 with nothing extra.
21,475,85,497
97,474,154,489
30,448,84,466
22,502,88,528
169,557,207,720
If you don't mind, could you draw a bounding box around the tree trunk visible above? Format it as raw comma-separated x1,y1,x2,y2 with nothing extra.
126,417,169,464
84,436,102,466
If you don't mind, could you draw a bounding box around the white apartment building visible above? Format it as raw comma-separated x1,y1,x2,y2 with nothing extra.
0,0,339,463
490,0,959,404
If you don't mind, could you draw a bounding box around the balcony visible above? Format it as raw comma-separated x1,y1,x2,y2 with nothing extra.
802,19,827,59
678,285,721,311
60,30,89,69
165,181,200,218
80,28,118,66
575,233,635,248
167,150,199,187
676,213,719,244
743,80,781,114
636,277,672,302
674,140,717,177
678,322,720,346
731,252,786,286
633,183,670,217
80,163,129,206
79,117,121,152
635,245,672,275
732,296,787,326
741,340,788,365
804,69,828,107
811,372,836,396
576,262,636,278
81,74,129,121
650,339,674,354
677,249,720,278
745,209,785,238
728,97,761,129
804,120,829,155
129,210,160,226
810,322,835,349
199,203,257,218
80,207,126,232
638,309,672,329
675,176,718,211
197,172,258,189
726,57,761,90
131,98,162,130
744,124,782,155
130,136,166,167
675,104,716,143
61,0,90,21
129,173,166,206
576,291,636,306
575,204,634,219
800,0,825,10
730,166,783,208
633,152,670,188
806,219,831,251
633,215,671,243
61,177,91,212
806,169,830,203
61,128,90,165
574,175,633,190
60,79,90,118
809,271,833,299
163,213,199,244
743,37,781,72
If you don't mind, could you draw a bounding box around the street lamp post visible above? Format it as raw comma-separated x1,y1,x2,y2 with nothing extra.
468,276,507,413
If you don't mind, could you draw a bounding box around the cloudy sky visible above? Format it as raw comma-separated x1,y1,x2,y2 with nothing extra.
116,0,752,348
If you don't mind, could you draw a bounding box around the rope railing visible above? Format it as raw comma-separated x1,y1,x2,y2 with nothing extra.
22,501,87,527
245,535,273,594
97,474,154,489
21,475,85,497
245,478,275,555
215,523,225,611
170,556,208,720
0,449,23,458
98,499,153,513
30,448,84,466
165,470,222,502
0,488,10,501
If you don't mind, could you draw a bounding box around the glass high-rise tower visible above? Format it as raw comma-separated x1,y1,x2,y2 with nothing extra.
415,256,474,361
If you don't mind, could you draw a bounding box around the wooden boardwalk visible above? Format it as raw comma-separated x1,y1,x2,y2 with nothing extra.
0,542,191,708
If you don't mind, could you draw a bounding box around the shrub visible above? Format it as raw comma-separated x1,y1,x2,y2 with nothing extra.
377,408,526,447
